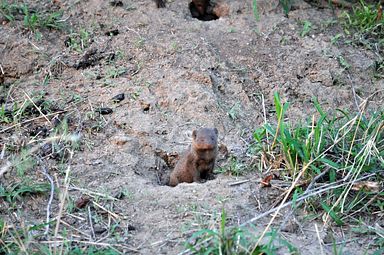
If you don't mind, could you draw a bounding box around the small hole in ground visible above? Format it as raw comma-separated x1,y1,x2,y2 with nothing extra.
189,0,219,21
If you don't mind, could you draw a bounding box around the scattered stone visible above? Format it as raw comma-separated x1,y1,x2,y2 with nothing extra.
93,224,107,234
29,126,49,137
105,29,119,36
111,135,131,146
140,101,150,112
127,224,136,231
74,49,114,70
111,93,125,103
96,107,113,115
113,191,125,199
40,143,53,157
75,195,91,209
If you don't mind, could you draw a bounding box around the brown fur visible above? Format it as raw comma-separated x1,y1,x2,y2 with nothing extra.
169,128,218,187
154,0,165,8
190,0,209,17
155,0,209,17
156,0,223,21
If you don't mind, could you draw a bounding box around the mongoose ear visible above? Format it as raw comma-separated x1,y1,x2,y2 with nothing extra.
192,130,197,139
213,128,218,135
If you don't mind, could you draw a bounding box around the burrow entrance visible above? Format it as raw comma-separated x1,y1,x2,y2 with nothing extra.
189,0,225,21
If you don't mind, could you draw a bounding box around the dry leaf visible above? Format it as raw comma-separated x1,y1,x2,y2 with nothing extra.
260,174,273,187
75,195,91,209
351,181,380,193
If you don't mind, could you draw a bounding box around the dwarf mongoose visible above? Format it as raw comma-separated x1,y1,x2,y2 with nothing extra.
169,128,218,187
154,0,165,8
154,0,208,16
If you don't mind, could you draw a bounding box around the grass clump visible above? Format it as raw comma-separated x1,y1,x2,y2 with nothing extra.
340,1,384,51
250,92,383,248
254,93,383,181
0,181,50,204
186,208,297,255
341,1,383,35
0,217,119,255
0,1,65,32
338,1,384,77
22,5,64,32
215,156,248,176
65,29,92,53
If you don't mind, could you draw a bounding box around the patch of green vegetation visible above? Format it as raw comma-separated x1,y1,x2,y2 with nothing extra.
215,156,247,176
252,0,259,21
0,180,50,204
186,208,298,254
324,1,384,79
57,246,120,255
105,66,127,79
22,5,64,32
331,33,343,44
280,0,293,16
373,58,384,78
228,102,242,120
0,0,19,21
339,0,383,67
0,1,64,32
352,224,384,250
12,148,38,176
341,1,383,36
134,37,145,48
0,104,13,124
169,41,179,52
0,218,119,255
338,55,351,69
65,29,91,53
300,20,312,37
1,96,59,127
130,87,142,100
228,27,236,33
251,92,384,246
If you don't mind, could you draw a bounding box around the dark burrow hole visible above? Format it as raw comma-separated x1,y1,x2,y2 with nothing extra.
189,0,219,21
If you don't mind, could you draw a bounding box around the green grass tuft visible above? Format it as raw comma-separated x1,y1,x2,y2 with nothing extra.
251,92,383,245
186,208,297,254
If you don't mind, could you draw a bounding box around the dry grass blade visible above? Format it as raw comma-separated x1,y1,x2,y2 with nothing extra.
250,108,364,252
53,161,72,255
23,91,52,125
0,110,68,133
92,201,120,219
69,186,118,201
40,163,55,236
241,173,377,226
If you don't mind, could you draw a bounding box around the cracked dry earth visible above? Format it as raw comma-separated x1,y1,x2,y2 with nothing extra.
0,0,383,254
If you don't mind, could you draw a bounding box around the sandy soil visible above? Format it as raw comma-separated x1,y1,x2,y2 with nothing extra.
1,0,383,254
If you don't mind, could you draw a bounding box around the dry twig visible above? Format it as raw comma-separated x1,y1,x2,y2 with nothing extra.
40,163,55,236
23,91,52,125
53,162,72,255
88,205,95,240
0,110,68,133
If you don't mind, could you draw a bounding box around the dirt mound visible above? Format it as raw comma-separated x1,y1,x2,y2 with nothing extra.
1,0,382,254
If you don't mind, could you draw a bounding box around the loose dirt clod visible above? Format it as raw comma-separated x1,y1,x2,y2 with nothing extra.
111,93,125,103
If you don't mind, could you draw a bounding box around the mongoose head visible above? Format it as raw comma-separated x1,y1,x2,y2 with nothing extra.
193,0,208,16
192,128,218,151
